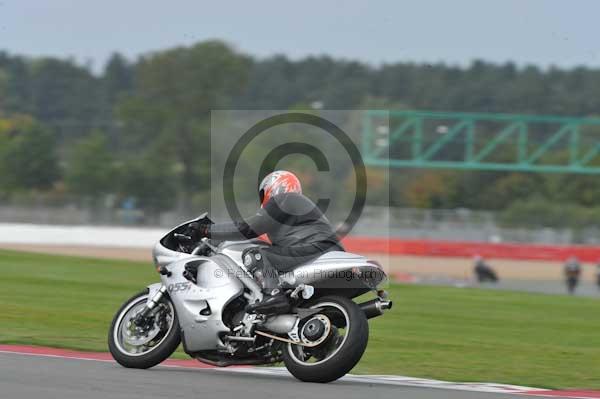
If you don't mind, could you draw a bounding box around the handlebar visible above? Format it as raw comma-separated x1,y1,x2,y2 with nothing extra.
190,238,218,256
201,237,218,251
174,233,193,242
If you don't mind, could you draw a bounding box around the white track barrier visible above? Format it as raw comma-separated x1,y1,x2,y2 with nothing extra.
0,223,166,248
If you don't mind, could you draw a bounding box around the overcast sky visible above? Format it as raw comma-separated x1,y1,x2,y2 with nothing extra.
1,0,598,72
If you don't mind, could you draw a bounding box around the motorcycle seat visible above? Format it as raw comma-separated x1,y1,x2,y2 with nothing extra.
286,250,368,270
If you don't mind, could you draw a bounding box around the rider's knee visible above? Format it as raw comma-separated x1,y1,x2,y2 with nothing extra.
242,247,263,273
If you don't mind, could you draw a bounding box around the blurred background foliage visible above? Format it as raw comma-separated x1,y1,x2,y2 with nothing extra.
2,39,600,228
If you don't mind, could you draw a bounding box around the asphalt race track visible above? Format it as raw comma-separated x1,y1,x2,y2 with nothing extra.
416,276,600,298
0,351,558,399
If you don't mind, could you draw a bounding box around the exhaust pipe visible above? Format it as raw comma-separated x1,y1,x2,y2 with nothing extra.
260,314,298,334
359,298,393,319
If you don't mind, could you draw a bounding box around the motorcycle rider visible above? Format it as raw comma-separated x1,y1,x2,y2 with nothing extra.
564,256,581,295
473,255,498,283
191,170,344,314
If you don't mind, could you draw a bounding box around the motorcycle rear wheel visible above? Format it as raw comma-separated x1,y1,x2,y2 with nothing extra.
108,289,181,369
282,295,368,383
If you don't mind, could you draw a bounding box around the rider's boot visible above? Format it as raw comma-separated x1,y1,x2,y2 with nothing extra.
242,247,291,315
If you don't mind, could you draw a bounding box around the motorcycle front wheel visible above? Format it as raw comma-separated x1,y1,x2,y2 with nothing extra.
282,295,368,383
108,289,181,369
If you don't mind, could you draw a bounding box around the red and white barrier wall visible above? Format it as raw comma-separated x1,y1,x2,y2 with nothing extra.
343,237,600,262
2,223,600,262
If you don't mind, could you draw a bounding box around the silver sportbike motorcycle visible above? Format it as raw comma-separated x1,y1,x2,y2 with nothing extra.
108,213,392,383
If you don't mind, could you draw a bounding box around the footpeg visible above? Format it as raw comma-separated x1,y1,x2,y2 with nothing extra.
290,284,314,300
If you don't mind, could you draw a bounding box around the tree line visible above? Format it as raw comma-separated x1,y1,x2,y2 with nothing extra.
2,39,600,227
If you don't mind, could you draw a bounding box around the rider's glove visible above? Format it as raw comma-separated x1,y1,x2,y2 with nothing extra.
187,222,210,241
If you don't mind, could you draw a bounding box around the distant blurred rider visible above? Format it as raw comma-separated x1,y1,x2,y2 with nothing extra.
473,255,498,283
564,256,581,295
191,170,343,314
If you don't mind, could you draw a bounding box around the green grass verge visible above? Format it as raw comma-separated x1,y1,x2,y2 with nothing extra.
0,249,598,388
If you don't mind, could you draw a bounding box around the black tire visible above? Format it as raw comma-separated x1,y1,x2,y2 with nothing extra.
108,289,181,369
282,295,368,383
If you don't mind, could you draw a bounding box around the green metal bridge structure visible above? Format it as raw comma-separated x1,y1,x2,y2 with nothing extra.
362,110,600,174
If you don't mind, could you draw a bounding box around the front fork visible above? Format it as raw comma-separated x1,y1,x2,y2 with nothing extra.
138,285,167,320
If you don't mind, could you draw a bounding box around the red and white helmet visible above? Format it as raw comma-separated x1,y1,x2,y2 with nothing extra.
259,170,302,206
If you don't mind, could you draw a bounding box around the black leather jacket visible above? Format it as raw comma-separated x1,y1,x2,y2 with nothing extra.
208,192,342,248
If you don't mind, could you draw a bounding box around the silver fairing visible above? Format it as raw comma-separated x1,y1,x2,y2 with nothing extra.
152,215,207,268
155,255,244,352
153,241,192,268
280,251,386,287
